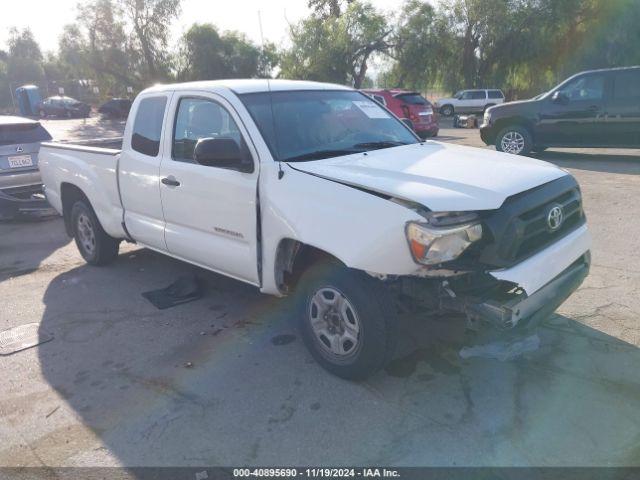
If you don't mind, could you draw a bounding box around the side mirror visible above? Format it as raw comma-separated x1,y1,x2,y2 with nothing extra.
552,91,569,105
193,137,253,173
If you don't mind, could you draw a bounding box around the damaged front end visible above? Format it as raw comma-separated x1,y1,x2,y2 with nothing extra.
389,251,589,332
386,175,592,332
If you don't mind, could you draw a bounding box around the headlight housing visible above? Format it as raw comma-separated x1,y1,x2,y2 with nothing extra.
406,212,483,266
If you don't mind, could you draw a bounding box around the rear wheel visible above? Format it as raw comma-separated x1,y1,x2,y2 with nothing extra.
295,262,397,380
495,125,533,156
440,104,454,117
71,200,120,265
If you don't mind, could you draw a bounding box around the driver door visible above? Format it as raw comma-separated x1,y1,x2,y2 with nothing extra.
158,92,260,285
537,73,608,146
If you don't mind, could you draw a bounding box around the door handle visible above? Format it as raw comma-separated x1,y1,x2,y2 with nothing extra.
161,177,180,187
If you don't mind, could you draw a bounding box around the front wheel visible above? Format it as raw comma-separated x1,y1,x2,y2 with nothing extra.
71,200,120,265
495,125,533,156
295,263,397,380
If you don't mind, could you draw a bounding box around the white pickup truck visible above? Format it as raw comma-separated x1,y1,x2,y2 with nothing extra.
40,80,591,379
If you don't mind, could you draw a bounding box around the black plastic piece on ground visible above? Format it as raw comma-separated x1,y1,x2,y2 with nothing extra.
142,275,203,310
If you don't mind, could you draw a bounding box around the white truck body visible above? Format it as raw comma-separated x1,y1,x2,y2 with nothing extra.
40,79,591,379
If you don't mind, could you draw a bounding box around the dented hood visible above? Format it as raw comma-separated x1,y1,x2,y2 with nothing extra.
288,142,567,211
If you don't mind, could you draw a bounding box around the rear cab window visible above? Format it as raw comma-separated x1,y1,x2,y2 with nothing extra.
131,96,168,156
0,122,52,146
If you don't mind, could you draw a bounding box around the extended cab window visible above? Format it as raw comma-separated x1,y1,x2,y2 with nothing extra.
172,97,243,163
488,90,504,99
131,96,167,157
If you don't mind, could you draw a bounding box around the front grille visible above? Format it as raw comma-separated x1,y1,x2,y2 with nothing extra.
478,175,585,268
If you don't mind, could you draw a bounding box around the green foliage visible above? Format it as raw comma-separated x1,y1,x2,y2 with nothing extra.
177,24,276,81
280,1,391,88
5,28,45,85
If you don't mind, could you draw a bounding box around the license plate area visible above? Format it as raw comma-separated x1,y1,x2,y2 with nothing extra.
7,155,34,168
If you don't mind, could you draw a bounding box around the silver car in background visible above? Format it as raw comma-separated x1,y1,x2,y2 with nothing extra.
0,116,53,219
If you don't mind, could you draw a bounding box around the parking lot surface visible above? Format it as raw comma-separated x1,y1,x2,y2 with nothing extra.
1,117,639,467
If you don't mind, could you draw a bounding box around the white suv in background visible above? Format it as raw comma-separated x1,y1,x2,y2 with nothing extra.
435,89,505,116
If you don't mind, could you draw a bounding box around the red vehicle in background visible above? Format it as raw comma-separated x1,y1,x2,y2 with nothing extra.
362,89,439,139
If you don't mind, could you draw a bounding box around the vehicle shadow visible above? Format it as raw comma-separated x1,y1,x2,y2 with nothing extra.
31,248,640,467
533,150,640,175
0,216,70,282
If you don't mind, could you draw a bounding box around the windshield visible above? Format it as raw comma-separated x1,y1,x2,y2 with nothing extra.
239,90,419,162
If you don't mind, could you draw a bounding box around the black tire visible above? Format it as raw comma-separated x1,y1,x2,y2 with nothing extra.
70,200,120,265
495,125,533,156
294,262,397,380
440,104,454,117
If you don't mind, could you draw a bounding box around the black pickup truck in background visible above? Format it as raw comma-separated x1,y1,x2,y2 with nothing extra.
481,66,640,155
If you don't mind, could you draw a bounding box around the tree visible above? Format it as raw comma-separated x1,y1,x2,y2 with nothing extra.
177,24,277,81
5,28,45,86
118,0,181,82
384,0,457,90
281,1,391,88
308,0,355,18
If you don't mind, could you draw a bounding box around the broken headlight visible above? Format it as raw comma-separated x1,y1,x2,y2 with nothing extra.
406,212,483,266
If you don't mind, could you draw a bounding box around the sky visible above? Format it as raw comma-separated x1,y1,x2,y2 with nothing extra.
0,0,405,53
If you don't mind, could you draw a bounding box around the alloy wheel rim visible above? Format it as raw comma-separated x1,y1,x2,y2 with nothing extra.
308,287,360,357
77,213,96,256
501,131,525,154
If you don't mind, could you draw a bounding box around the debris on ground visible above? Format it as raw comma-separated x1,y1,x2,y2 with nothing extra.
45,406,60,418
459,334,540,361
142,275,203,310
0,323,53,355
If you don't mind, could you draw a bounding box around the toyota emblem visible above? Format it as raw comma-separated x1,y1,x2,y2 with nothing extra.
16,146,23,153
547,205,564,231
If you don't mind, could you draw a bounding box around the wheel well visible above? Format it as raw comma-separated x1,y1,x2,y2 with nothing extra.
274,239,344,294
60,183,89,236
493,117,535,141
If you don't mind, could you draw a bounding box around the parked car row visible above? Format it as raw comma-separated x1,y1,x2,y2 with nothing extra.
36,96,132,120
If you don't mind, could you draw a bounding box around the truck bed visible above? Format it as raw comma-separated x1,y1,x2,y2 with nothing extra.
39,138,127,240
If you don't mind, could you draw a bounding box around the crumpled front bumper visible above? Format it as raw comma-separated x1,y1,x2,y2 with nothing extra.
448,224,592,330
460,253,590,330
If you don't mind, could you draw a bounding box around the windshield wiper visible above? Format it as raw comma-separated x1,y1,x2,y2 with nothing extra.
283,149,361,162
352,141,409,151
